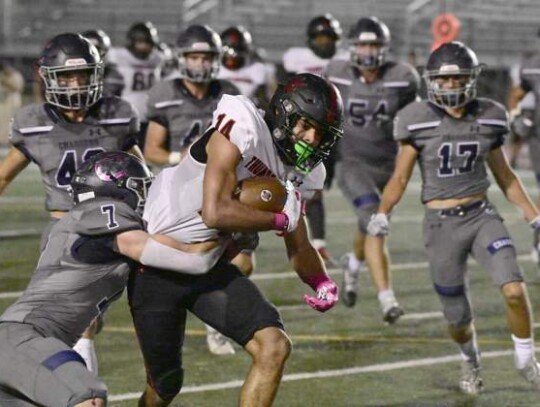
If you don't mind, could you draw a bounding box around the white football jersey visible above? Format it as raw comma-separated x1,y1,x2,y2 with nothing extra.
144,95,325,270
107,47,165,121
282,47,331,75
217,62,269,100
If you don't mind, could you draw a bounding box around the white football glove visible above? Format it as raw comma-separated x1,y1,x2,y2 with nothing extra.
367,213,390,236
282,180,302,233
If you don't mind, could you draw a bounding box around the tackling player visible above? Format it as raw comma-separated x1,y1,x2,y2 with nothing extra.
326,16,420,323
0,32,143,374
0,151,221,406
129,73,342,406
369,41,540,394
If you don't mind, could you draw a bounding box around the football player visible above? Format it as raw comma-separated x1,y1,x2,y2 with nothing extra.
325,16,420,323
218,25,274,108
282,13,343,266
369,41,540,394
106,21,165,149
143,24,241,355
0,32,143,374
0,151,225,406
508,38,540,262
129,73,342,406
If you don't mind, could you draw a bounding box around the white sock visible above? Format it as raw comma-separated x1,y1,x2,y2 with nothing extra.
73,338,98,375
377,289,395,302
312,239,326,250
512,334,535,370
348,253,364,272
458,335,480,366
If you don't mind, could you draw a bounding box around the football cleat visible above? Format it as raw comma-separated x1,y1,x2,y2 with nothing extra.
382,304,405,325
340,253,359,307
459,360,483,395
206,326,235,356
517,357,540,391
380,296,404,325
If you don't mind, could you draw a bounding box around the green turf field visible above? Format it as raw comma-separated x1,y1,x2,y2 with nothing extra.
2,158,540,406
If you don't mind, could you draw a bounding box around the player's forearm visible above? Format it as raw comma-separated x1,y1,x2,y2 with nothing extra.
139,237,223,274
502,178,539,222
202,198,276,232
144,145,173,165
378,176,408,214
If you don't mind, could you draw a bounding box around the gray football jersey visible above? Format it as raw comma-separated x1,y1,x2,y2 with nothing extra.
8,97,139,212
147,79,240,152
0,198,143,346
394,99,508,203
519,54,540,129
325,60,420,166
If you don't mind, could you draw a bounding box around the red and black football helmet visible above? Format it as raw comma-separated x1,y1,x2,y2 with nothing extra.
306,14,342,59
220,26,254,70
266,73,344,173
127,21,159,59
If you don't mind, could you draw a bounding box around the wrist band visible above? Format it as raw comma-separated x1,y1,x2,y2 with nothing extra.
272,213,289,231
302,273,331,291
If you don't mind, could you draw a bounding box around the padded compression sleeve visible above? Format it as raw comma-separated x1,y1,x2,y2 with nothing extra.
139,238,226,275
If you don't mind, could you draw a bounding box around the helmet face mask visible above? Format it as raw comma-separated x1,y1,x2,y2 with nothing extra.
348,17,390,69
266,74,344,174
176,25,222,83
71,151,154,215
425,41,481,109
350,42,388,69
39,33,104,110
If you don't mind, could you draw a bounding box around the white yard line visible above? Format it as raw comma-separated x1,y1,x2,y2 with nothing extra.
109,347,534,401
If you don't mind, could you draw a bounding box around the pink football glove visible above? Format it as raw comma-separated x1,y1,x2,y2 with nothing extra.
303,276,339,312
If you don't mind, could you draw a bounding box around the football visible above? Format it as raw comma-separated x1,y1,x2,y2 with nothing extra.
234,177,287,213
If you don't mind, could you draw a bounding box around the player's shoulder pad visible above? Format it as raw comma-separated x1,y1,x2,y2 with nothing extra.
474,98,509,131
70,198,144,236
147,79,176,107
95,96,138,124
11,103,54,137
382,61,421,88
325,58,351,83
393,101,440,141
